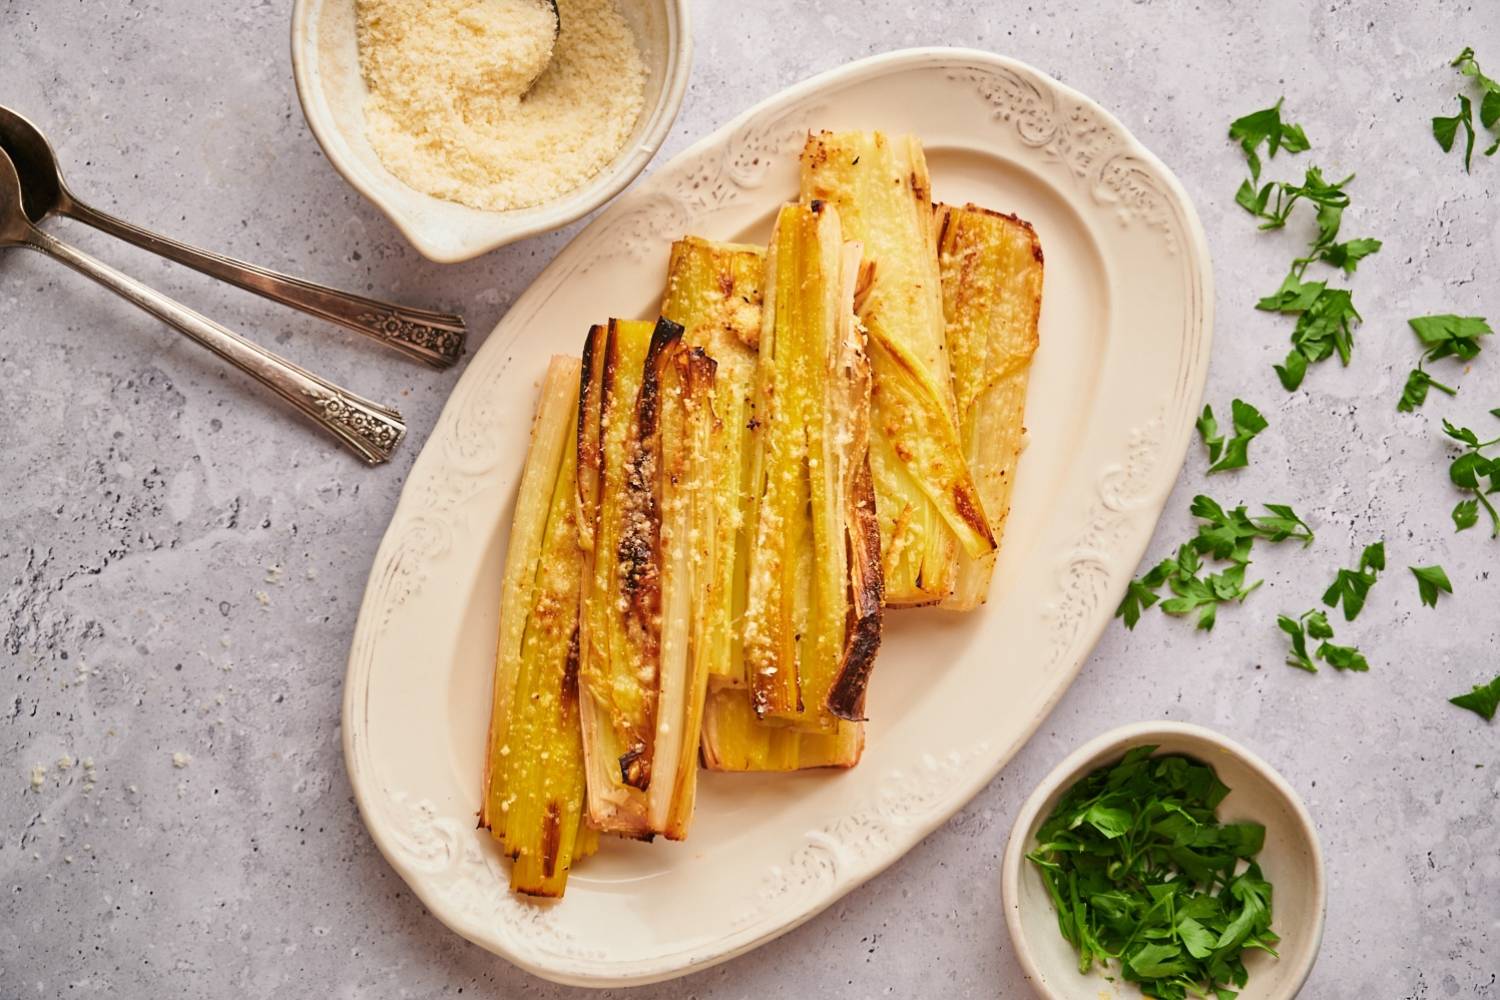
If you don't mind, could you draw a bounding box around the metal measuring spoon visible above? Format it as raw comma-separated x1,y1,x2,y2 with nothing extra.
0,105,465,369
0,146,405,464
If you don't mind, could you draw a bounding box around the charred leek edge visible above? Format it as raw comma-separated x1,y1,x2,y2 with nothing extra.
479,356,590,897
824,241,883,721
801,130,995,605
936,204,1042,611
660,237,766,685
744,202,881,730
647,344,718,839
578,317,690,838
699,682,863,770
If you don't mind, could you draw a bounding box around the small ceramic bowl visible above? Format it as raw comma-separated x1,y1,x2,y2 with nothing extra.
1002,722,1325,1000
290,0,692,263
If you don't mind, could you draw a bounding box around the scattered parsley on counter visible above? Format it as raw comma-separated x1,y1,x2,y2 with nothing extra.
1410,565,1454,607
1398,314,1491,411
1433,48,1500,170
1441,415,1500,536
1322,541,1385,621
1276,608,1369,673
1027,747,1279,1000
1116,497,1313,631
1267,286,1363,391
1228,98,1309,183
1433,94,1478,171
1276,609,1334,672
1197,399,1269,473
1449,675,1500,721
1229,102,1379,391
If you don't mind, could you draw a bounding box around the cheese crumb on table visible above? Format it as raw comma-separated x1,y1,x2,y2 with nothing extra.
356,0,647,212
29,764,46,790
171,752,192,769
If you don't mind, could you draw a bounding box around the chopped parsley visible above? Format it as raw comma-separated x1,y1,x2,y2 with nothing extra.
1027,747,1279,1000
1441,414,1500,536
1228,99,1309,182
1409,565,1454,607
1277,608,1369,673
1230,102,1379,390
1117,497,1313,631
1321,541,1386,622
1197,399,1269,473
1449,674,1500,721
1398,315,1491,411
1433,48,1500,170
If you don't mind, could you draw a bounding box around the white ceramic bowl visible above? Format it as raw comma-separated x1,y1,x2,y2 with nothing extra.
1002,722,1325,1000
290,0,692,263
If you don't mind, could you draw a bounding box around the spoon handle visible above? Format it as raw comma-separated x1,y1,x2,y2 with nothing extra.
22,228,406,465
63,200,467,369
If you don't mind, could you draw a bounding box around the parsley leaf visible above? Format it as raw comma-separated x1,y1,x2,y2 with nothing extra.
1433,94,1477,171
1274,349,1308,391
1198,399,1268,473
1277,614,1313,671
1410,314,1492,361
1027,750,1278,998
1449,674,1500,721
1453,498,1480,531
1439,415,1500,537
1229,99,1310,182
1321,541,1385,621
1453,47,1500,139
1256,274,1325,314
1398,316,1489,411
1315,641,1370,672
1313,237,1383,274
1278,608,1356,673
1410,565,1454,607
1398,368,1458,412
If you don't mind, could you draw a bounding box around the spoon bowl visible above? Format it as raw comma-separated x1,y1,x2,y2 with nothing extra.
0,105,68,224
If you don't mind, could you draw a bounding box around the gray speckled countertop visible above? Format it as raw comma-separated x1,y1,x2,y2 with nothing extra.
3,1,1498,996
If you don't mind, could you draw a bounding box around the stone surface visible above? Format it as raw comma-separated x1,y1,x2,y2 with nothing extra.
2,1,1498,996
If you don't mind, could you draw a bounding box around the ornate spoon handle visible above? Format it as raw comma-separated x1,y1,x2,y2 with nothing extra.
23,228,405,464
64,199,466,369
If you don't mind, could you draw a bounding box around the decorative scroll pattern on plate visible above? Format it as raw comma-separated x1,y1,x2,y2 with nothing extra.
951,64,1179,251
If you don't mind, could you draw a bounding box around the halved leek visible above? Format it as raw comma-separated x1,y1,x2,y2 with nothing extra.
800,130,995,605
479,356,591,897
936,204,1042,610
743,200,882,732
577,317,718,839
661,237,765,685
646,342,718,839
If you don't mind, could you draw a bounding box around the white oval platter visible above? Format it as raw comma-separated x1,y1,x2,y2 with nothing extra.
344,47,1213,988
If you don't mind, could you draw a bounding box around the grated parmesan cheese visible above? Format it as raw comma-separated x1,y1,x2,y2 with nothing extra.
356,0,647,212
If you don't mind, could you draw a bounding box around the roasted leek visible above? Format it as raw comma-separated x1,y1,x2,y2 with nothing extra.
577,317,718,839
699,685,863,771
937,203,1042,610
743,200,882,732
801,130,995,606
660,237,765,685
480,356,591,897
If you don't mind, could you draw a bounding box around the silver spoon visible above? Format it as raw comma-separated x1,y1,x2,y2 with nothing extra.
0,146,405,465
0,105,465,369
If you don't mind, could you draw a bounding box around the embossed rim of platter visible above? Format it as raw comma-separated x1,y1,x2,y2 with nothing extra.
344,47,1214,987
